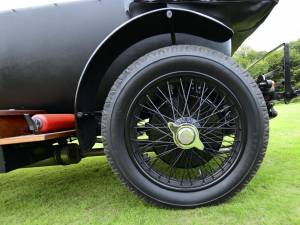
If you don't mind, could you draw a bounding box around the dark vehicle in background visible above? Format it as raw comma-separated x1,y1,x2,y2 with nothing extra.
1,0,298,208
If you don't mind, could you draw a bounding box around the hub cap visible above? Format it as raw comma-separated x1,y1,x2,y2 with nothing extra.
168,122,204,150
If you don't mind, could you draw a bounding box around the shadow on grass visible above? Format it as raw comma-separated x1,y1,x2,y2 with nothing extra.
0,154,274,211
0,157,149,213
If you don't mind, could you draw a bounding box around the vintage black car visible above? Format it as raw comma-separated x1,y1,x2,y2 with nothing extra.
2,0,297,208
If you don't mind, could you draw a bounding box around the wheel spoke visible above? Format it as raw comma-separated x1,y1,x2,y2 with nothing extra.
128,75,243,189
180,78,193,116
200,96,225,126
157,85,182,119
191,86,217,120
203,116,239,136
191,150,215,176
199,104,232,126
152,146,180,160
167,149,184,181
196,87,217,121
190,83,207,115
134,139,174,144
139,102,173,123
135,116,173,138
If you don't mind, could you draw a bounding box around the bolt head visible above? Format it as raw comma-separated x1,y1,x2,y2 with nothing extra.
166,10,173,19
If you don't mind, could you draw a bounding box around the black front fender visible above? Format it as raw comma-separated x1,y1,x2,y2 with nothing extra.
75,7,233,151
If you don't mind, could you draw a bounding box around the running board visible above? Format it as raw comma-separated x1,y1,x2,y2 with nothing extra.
0,130,76,145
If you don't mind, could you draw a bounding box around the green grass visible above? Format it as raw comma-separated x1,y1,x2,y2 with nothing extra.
1,103,300,225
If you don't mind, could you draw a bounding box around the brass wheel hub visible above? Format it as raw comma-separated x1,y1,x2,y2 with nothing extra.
168,122,204,150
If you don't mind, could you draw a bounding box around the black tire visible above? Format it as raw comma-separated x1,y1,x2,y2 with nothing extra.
101,45,269,208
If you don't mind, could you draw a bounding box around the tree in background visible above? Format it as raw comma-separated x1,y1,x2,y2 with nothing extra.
290,40,300,88
234,39,300,89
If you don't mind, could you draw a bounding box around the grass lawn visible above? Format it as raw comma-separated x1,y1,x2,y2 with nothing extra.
0,103,299,225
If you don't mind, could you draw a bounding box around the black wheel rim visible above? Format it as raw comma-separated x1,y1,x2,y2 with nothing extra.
126,71,245,191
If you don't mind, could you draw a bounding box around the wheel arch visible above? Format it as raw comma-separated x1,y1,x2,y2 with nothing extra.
75,7,233,151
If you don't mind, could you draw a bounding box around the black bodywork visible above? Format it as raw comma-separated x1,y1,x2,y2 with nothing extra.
0,0,279,150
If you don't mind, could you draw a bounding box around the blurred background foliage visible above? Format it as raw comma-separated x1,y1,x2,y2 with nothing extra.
234,39,300,90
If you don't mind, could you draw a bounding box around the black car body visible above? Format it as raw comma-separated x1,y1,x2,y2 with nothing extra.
0,0,277,111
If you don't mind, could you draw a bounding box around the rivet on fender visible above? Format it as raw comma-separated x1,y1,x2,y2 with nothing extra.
166,10,173,19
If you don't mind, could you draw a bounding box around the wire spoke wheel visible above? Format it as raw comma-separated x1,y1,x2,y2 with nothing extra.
126,74,244,190
102,46,269,207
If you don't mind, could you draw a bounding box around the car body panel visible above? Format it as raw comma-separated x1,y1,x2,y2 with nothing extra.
0,0,128,112
0,0,278,113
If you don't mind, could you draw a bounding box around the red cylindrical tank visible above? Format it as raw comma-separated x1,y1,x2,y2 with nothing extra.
32,114,75,133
